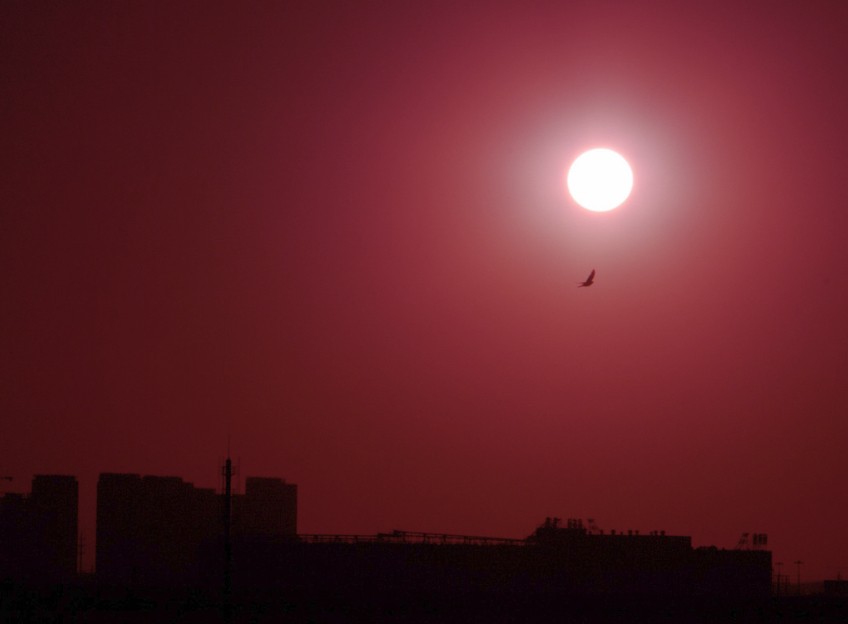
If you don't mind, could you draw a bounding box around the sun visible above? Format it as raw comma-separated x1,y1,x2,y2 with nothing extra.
567,148,633,212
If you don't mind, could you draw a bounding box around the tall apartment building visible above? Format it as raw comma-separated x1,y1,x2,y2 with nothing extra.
96,472,296,585
0,475,79,582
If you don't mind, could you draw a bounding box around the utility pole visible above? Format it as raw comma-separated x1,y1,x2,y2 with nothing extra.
775,561,783,596
223,455,233,623
794,560,803,596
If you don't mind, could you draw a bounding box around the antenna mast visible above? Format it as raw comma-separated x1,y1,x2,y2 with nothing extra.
222,450,234,621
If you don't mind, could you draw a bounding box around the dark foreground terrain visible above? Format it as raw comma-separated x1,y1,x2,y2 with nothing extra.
2,581,847,623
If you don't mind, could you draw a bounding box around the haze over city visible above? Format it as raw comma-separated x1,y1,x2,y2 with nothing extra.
2,2,847,580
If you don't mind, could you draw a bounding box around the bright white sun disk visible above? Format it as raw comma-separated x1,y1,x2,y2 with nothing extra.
567,148,633,212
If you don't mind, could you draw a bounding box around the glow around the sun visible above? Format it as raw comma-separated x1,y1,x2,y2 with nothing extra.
567,148,633,212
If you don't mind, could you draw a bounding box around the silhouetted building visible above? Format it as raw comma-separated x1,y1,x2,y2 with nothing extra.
0,475,78,582
235,477,297,537
96,472,296,585
228,517,772,603
96,473,219,585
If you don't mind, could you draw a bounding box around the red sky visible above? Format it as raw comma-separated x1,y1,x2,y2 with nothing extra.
2,2,847,580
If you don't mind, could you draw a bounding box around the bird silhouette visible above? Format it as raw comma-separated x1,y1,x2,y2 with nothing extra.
578,269,595,287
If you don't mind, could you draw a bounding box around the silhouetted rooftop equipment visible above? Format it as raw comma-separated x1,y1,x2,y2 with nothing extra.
735,532,768,550
300,530,525,546
298,519,694,549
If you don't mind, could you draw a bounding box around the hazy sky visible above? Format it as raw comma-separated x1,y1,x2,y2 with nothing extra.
3,1,847,580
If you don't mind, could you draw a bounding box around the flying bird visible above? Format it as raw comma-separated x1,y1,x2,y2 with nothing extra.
578,269,595,287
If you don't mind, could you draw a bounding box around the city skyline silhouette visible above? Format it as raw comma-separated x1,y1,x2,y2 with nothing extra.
4,468,848,622
1,470,772,592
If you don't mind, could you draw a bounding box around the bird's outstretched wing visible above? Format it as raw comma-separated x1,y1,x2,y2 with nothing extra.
578,269,596,287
